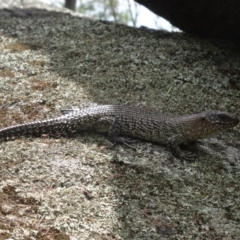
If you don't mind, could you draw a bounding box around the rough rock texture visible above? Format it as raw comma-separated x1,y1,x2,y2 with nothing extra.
0,1,240,240
135,0,240,41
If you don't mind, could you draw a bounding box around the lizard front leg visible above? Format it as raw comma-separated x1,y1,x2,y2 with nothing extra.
168,134,197,161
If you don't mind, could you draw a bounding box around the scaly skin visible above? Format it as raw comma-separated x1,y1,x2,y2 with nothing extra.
0,105,238,161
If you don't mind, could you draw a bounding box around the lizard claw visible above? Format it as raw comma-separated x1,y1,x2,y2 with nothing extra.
110,137,136,150
179,152,198,162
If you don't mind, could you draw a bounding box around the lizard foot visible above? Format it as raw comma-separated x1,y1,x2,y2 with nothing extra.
179,152,198,162
110,137,136,150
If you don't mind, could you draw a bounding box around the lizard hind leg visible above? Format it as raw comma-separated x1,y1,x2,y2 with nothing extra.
94,117,136,149
61,103,99,115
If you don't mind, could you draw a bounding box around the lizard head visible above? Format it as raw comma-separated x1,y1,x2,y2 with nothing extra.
183,110,239,140
197,110,239,137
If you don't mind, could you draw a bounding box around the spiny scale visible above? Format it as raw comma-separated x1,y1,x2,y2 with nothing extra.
0,104,238,161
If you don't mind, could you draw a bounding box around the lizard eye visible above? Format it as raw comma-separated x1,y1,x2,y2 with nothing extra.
200,116,206,122
218,114,229,121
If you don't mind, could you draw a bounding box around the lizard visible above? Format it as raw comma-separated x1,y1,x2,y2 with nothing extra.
0,104,238,161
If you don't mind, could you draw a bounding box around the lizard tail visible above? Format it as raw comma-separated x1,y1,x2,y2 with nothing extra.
0,116,76,140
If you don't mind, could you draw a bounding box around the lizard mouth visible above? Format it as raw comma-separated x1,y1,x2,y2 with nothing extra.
233,117,239,125
218,116,239,128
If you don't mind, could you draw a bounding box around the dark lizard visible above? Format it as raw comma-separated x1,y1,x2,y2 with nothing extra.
0,104,238,161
